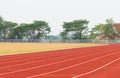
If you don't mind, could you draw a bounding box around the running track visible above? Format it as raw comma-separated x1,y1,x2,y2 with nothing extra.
0,44,120,78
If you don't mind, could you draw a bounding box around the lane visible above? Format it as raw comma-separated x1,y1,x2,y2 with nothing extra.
0,45,109,67
0,46,119,78
0,45,101,59
0,44,119,78
29,58,120,78
73,58,120,78
0,46,103,62
79,58,120,78
0,47,117,74
29,50,120,78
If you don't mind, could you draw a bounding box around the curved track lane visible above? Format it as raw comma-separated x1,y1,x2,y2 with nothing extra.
0,44,120,78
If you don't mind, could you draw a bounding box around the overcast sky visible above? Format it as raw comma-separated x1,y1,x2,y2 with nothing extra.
0,0,120,35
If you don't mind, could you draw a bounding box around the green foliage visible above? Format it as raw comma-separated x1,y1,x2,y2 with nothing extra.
61,19,89,40
0,16,50,39
60,32,68,39
0,15,120,40
9,20,51,39
90,18,117,39
0,16,17,39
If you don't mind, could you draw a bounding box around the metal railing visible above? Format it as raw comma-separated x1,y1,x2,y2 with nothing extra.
0,39,120,43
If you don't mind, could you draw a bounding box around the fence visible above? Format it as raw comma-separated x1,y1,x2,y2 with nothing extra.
0,39,120,43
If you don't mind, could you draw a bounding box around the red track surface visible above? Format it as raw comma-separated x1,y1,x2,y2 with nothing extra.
0,44,120,78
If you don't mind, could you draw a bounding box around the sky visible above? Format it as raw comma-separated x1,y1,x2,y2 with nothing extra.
0,0,120,35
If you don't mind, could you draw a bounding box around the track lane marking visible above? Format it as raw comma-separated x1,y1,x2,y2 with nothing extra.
0,44,105,56
0,48,115,75
0,46,109,66
0,46,114,69
4,50,118,78
0,48,99,63
26,51,120,78
72,57,120,78
0,44,108,62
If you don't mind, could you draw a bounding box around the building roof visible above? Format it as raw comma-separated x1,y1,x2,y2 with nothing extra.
114,23,120,30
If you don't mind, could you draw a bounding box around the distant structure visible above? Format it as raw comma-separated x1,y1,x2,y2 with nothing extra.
114,23,120,34
97,23,120,39
114,23,120,39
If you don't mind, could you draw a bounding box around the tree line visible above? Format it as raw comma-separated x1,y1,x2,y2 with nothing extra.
0,16,50,39
0,16,120,40
61,18,120,41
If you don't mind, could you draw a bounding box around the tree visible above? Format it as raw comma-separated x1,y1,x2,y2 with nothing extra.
0,16,18,39
9,24,27,39
90,18,116,39
0,16,4,26
61,19,89,40
9,20,51,39
114,24,120,38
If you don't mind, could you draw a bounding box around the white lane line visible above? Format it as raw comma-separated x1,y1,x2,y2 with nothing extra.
0,48,94,61
0,44,105,56
0,48,117,69
0,46,112,69
72,58,120,78
0,44,107,62
0,46,96,57
0,48,111,75
26,51,120,78
0,47,104,64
